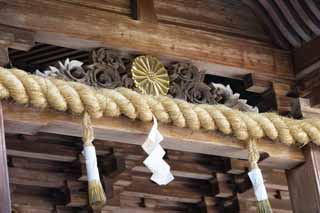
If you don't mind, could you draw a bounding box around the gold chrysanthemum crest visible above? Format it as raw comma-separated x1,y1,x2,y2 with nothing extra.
131,56,169,96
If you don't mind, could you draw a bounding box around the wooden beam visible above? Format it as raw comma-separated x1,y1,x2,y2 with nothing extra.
294,36,320,79
131,0,157,23
0,25,35,51
9,167,72,188
6,139,78,162
286,143,320,212
0,0,293,80
121,181,202,204
0,102,11,213
2,102,304,170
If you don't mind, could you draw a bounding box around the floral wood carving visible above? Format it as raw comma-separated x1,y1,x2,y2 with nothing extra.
35,48,258,112
131,55,170,96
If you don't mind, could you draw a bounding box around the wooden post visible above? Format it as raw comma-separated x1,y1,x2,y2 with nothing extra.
0,102,11,213
287,143,320,213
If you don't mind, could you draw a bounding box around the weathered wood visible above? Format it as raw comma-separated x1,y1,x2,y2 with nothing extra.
296,98,320,119
242,0,290,49
131,0,157,23
287,143,320,213
6,139,78,162
0,102,11,213
294,36,320,79
122,181,202,204
0,47,9,66
215,173,234,198
0,0,293,80
9,167,72,188
272,81,293,114
0,24,35,51
310,85,320,108
2,103,304,170
200,196,219,213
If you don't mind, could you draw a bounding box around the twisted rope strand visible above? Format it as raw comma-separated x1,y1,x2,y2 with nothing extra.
1,67,320,146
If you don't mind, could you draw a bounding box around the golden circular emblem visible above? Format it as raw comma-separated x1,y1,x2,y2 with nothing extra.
131,56,169,96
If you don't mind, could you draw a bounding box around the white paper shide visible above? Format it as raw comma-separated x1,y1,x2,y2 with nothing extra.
142,117,174,185
248,168,268,201
83,145,101,182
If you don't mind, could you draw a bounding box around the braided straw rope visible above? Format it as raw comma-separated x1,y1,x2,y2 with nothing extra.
1,67,320,147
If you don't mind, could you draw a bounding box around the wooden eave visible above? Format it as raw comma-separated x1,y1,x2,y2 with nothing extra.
0,0,294,85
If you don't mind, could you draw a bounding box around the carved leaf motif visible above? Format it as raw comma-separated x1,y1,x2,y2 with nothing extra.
168,82,185,99
185,82,215,104
210,83,259,112
87,63,121,89
36,58,88,83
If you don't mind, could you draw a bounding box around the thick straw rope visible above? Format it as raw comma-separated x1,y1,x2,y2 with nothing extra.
1,67,320,147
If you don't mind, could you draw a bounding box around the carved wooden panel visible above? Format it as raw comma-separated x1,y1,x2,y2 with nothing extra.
36,48,258,112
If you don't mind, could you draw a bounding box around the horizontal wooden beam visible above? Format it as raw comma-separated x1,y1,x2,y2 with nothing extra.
0,24,35,51
0,0,293,80
2,103,304,170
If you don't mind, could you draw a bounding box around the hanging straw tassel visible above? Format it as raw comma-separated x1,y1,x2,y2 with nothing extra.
247,139,272,213
82,112,106,209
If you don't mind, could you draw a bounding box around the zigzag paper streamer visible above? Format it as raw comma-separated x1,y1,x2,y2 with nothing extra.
142,117,174,185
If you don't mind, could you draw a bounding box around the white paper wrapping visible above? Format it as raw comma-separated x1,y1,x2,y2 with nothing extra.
142,117,163,154
83,145,101,182
142,117,174,185
248,168,268,201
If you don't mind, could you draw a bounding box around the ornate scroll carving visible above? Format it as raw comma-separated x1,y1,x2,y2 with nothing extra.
35,48,257,112
87,63,121,89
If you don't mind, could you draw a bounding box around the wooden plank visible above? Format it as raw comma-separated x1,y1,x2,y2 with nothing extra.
0,0,293,79
2,103,304,170
287,143,320,213
132,0,158,23
154,0,269,42
121,181,202,204
242,0,290,49
0,102,11,213
9,167,72,188
6,139,78,162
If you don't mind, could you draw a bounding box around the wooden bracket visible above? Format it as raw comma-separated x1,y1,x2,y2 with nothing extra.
272,81,293,115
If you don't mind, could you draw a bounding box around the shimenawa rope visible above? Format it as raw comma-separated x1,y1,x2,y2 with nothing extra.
1,67,320,147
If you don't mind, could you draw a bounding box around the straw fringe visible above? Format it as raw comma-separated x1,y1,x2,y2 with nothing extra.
82,112,106,209
1,67,320,147
247,139,272,213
